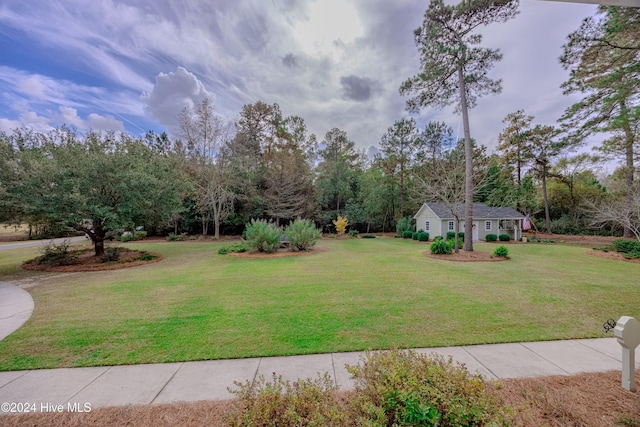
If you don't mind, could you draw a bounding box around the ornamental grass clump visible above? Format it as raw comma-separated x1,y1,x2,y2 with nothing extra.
346,349,510,427
285,219,321,252
243,219,282,253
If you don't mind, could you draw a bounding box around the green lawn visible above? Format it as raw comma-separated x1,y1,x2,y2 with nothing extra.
0,238,638,371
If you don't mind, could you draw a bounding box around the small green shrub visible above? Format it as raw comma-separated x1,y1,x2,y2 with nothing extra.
244,219,282,253
218,242,249,255
166,233,187,241
396,217,413,237
133,230,147,240
349,229,359,238
402,230,413,239
498,233,511,241
612,239,640,254
485,233,497,242
430,238,452,255
411,232,419,240
361,234,376,239
35,240,79,266
417,231,429,242
137,252,157,261
227,373,346,427
493,245,509,257
285,219,321,251
346,349,510,427
100,247,121,262
116,233,135,242
446,231,464,241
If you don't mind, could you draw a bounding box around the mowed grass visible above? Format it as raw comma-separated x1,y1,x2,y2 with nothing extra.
0,238,638,371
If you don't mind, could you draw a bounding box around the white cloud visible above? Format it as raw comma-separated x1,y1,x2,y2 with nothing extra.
59,106,85,128
141,67,216,129
87,113,125,132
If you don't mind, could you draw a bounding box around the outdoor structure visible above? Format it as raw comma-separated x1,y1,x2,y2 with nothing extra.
413,202,525,241
614,316,640,392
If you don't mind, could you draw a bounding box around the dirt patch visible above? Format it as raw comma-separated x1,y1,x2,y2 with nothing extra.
3,370,639,427
423,250,509,262
22,248,163,272
228,246,329,258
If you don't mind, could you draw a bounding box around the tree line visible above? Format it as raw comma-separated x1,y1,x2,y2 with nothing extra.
0,2,638,255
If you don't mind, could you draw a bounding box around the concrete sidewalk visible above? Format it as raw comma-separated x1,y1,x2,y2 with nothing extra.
0,337,637,412
0,282,34,341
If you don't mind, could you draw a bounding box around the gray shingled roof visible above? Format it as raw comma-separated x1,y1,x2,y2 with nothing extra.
425,202,524,220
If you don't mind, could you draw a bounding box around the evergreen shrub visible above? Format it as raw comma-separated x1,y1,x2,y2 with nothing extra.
243,219,281,253
285,219,321,251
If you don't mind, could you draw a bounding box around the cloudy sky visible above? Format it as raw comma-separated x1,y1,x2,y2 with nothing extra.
0,0,598,153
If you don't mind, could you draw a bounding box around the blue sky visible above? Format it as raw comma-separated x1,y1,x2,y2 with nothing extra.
0,0,598,153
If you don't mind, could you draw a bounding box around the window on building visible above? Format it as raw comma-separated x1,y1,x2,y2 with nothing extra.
425,221,430,232
448,221,454,231
485,221,492,231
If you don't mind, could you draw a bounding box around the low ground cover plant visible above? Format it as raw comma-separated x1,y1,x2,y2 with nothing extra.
597,239,640,259
218,242,249,255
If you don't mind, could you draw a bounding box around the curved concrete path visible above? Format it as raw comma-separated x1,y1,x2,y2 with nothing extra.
0,281,34,341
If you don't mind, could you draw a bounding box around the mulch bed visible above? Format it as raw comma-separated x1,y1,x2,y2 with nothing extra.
22,248,163,272
588,249,640,264
423,250,509,262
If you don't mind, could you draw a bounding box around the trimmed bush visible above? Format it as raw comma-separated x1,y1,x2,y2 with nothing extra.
396,217,413,237
493,245,509,258
243,219,282,253
485,233,497,242
446,231,464,241
133,230,147,240
349,229,359,238
498,233,511,242
346,349,510,427
411,231,419,240
417,231,429,242
35,239,79,266
227,373,346,427
285,219,321,252
430,237,452,255
402,230,413,239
